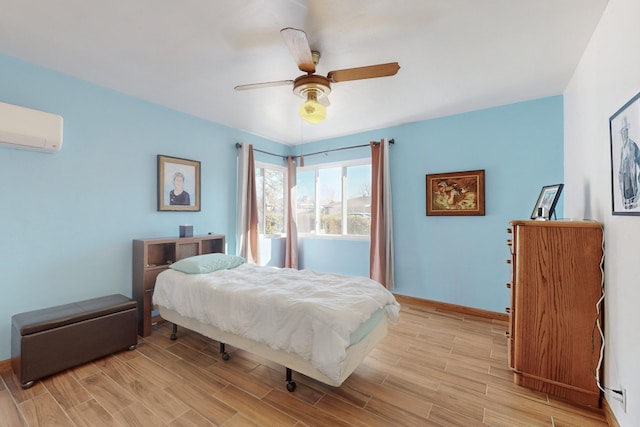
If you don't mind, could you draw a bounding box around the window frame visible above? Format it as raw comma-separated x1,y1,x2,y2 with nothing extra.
297,157,372,240
255,161,288,239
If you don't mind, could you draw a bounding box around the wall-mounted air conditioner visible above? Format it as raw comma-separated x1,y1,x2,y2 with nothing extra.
0,101,64,152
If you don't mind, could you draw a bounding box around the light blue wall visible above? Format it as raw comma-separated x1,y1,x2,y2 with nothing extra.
0,52,563,361
299,238,370,277
292,97,564,313
0,54,277,360
390,99,564,310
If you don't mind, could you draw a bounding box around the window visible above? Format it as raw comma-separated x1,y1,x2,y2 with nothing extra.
346,163,372,235
255,163,286,236
296,169,316,234
297,159,371,237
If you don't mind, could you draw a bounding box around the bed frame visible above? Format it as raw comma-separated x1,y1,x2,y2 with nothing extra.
157,306,389,391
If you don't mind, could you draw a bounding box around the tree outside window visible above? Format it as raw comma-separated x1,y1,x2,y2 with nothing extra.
255,165,286,235
297,160,371,236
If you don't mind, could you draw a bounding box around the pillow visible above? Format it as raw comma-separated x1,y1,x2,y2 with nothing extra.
169,253,245,274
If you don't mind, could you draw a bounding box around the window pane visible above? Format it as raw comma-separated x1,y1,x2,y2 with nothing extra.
264,168,284,234
318,167,342,235
346,164,371,235
295,160,371,237
296,170,316,234
255,168,265,234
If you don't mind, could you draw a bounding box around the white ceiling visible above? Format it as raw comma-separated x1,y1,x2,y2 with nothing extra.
0,0,608,145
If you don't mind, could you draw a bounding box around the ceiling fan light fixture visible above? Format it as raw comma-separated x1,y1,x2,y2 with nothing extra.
299,91,326,124
235,28,399,125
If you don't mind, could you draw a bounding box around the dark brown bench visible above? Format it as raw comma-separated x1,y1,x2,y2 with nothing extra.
11,294,138,389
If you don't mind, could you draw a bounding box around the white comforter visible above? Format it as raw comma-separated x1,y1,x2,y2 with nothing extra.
152,263,400,381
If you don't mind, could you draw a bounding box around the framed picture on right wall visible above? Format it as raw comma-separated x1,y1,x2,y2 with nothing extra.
610,91,640,215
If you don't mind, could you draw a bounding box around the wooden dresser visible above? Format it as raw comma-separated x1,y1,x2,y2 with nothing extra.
506,220,603,408
132,234,225,337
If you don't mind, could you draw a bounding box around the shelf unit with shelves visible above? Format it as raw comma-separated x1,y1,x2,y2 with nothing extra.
132,234,225,336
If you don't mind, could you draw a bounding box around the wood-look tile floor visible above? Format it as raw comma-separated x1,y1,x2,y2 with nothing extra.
0,300,609,426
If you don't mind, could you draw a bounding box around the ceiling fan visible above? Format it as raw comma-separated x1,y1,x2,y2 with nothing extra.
234,27,400,124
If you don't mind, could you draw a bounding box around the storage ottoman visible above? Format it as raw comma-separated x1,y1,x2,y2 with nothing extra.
11,294,137,389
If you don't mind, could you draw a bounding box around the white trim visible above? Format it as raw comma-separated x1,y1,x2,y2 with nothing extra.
255,161,289,236
298,157,372,237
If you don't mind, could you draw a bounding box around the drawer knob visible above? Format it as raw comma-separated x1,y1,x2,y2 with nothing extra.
506,283,511,289
506,307,511,314
506,259,512,264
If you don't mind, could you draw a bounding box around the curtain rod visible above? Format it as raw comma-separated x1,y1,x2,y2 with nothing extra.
296,139,394,159
235,142,287,159
236,139,394,159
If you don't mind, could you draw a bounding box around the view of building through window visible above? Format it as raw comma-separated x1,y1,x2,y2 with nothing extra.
346,163,372,235
296,169,316,234
256,159,371,237
297,161,371,236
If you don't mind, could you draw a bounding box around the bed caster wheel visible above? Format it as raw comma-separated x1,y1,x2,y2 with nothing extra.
21,381,34,390
171,324,178,341
221,352,230,361
128,345,136,351
286,381,297,392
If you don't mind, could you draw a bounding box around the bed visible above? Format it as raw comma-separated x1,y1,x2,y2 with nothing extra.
152,253,400,391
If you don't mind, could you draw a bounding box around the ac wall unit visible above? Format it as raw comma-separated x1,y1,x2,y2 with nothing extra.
0,101,63,152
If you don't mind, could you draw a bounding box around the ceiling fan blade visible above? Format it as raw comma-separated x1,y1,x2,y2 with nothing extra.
280,27,316,73
327,62,400,83
234,80,294,91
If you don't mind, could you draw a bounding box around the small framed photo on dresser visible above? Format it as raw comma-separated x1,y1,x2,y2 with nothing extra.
530,184,563,220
